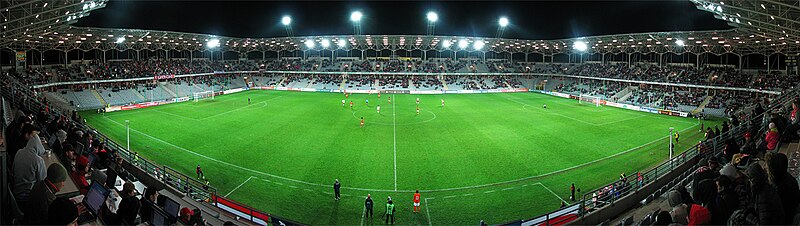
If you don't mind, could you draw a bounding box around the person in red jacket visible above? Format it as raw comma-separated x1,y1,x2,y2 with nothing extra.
766,122,780,151
71,155,90,195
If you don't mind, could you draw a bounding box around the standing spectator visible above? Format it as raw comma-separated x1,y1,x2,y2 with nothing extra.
385,199,395,224
45,197,79,225
365,194,373,219
746,162,785,225
23,163,68,225
715,175,738,224
13,133,47,204
196,164,204,179
116,182,141,225
333,179,341,200
570,183,576,201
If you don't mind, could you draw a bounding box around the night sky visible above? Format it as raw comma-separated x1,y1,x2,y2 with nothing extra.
75,0,732,40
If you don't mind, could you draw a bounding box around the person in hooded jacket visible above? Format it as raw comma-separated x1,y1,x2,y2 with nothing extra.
765,152,800,224
693,179,725,225
746,162,785,225
12,133,47,204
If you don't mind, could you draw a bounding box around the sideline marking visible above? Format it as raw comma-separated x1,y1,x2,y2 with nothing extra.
393,94,397,191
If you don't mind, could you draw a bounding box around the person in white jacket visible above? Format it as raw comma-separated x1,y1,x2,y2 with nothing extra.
13,133,47,204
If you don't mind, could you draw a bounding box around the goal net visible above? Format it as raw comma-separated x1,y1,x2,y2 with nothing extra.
578,94,603,107
193,91,215,102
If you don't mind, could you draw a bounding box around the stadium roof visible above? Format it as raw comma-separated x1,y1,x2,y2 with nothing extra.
1,0,798,56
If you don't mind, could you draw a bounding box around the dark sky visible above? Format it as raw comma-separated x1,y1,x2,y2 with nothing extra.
76,0,730,40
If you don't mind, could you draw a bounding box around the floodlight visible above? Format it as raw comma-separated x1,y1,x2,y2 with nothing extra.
675,39,685,46
498,17,509,27
572,41,587,51
351,11,363,22
207,39,220,48
716,5,722,12
281,16,291,26
442,40,451,48
83,4,88,10
321,39,330,48
427,12,438,22
473,40,485,50
115,37,125,43
458,39,469,49
305,39,315,48
337,39,347,48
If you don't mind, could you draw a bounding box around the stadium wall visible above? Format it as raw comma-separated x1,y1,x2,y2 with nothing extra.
533,90,690,117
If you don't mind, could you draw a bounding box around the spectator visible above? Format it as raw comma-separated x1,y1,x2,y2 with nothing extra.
139,188,160,223
693,178,725,225
12,133,47,204
23,163,68,225
745,162,785,225
715,175,738,223
765,122,780,151
71,155,90,195
45,197,79,226
652,210,673,225
723,139,740,163
686,202,711,225
179,207,205,226
116,182,141,225
765,152,800,224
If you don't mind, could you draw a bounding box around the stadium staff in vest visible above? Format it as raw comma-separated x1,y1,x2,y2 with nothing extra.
385,199,395,224
675,131,680,143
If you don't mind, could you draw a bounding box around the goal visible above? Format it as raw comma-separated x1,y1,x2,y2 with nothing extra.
578,94,603,107
193,91,215,102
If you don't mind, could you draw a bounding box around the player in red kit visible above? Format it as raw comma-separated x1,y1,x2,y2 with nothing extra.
413,190,421,213
360,117,365,128
350,100,354,109
416,106,420,115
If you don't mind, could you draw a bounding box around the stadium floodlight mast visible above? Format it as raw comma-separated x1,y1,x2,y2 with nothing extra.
496,17,509,38
125,120,130,151
281,16,294,37
351,11,363,35
458,39,469,49
115,37,125,44
573,41,588,52
473,40,485,50
426,11,438,36
675,39,685,47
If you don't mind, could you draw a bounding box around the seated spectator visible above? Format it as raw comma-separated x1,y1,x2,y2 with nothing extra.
45,197,79,226
139,188,160,223
13,133,47,205
23,163,68,225
59,144,77,172
765,152,800,224
70,155,90,195
765,123,780,151
715,175,738,223
115,182,141,225
179,207,206,226
746,162,785,225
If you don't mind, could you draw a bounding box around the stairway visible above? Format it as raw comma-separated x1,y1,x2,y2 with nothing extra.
439,75,449,90
613,86,636,102
159,82,178,98
691,95,714,115
91,89,108,107
133,89,146,101
339,75,347,91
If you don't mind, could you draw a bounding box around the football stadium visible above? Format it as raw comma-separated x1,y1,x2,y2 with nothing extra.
2,1,800,225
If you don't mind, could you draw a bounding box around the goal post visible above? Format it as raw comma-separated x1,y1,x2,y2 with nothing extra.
193,91,215,102
578,94,603,107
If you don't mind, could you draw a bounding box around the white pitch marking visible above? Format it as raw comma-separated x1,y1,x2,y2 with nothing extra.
425,198,433,226
392,94,397,191
225,176,254,197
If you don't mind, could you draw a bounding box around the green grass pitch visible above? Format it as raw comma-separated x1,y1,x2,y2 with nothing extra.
82,90,720,225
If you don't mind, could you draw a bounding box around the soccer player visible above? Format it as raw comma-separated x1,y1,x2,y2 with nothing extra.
345,92,349,99
366,99,369,106
388,96,392,104
441,99,445,108
378,92,381,99
350,101,354,109
413,190,421,213
543,104,547,109
385,199,395,224
196,165,204,179
377,105,381,114
360,117,365,128
248,98,251,104
416,106,420,115
416,97,420,105
342,99,346,107
674,131,680,143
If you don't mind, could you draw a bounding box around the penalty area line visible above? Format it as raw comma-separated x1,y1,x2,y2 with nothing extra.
225,176,255,197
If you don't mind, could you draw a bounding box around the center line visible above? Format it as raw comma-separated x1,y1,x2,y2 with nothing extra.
392,94,397,191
